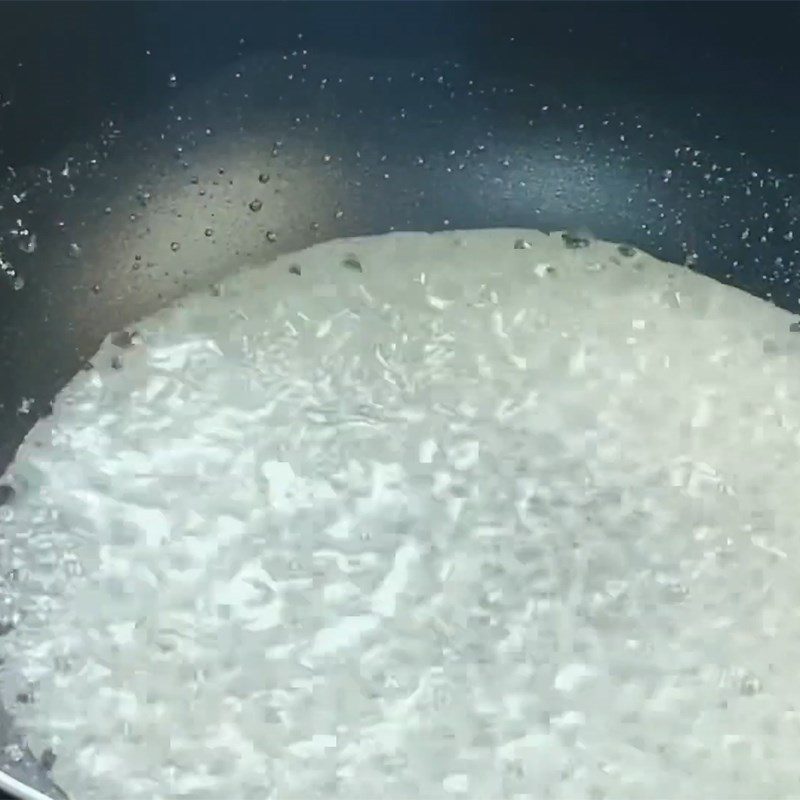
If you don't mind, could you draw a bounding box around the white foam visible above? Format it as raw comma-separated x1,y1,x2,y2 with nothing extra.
2,229,800,799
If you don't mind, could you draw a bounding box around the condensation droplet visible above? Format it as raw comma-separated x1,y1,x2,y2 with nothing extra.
249,199,263,212
18,234,36,254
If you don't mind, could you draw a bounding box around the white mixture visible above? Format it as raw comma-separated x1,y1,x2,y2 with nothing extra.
2,229,800,799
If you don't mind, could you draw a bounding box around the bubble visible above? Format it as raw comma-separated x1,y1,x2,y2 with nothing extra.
249,199,263,213
289,264,301,276
40,748,56,772
258,172,270,184
91,283,101,294
3,743,23,763
170,241,181,252
739,673,763,696
322,154,332,164
266,231,277,243
167,73,177,88
335,209,344,220
514,239,532,250
68,242,82,258
341,256,363,272
562,232,591,249
0,485,15,506
204,228,214,237
12,275,24,291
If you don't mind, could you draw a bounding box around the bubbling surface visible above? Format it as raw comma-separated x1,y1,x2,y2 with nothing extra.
2,229,800,799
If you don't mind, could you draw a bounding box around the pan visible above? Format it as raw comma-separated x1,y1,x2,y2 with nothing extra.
1,2,799,798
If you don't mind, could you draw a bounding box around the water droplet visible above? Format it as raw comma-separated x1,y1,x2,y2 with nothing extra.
3,743,24,763
514,239,532,250
258,172,270,184
68,242,81,258
170,241,181,252
342,256,363,272
249,199,263,212
167,73,177,88
205,127,213,136
266,231,277,243
204,228,213,237
12,275,24,291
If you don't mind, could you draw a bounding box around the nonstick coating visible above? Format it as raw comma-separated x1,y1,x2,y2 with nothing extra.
0,2,799,797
